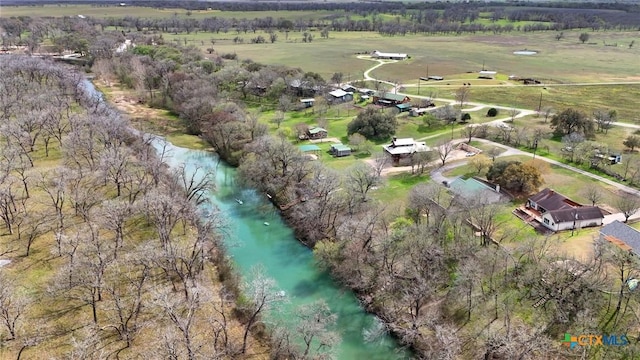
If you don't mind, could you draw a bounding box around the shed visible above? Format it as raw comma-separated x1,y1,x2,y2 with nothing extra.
330,144,352,157
395,103,412,112
300,98,315,108
478,71,497,79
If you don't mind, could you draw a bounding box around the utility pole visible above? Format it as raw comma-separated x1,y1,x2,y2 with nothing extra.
537,91,543,114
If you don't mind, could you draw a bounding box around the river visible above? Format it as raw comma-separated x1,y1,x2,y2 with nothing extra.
81,78,410,358
157,140,411,359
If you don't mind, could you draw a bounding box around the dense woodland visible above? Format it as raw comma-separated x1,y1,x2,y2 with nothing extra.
3,4,640,359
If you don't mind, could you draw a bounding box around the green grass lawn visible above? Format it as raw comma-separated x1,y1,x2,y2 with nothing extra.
372,171,430,209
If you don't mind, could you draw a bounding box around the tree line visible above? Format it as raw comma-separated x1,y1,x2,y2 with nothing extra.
2,3,640,50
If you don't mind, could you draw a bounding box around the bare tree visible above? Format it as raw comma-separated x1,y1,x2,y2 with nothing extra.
0,274,29,340
153,285,206,360
455,86,471,108
102,258,149,348
240,264,285,354
461,125,477,143
435,140,456,166
593,109,616,134
582,184,603,206
294,300,340,358
345,162,380,203
616,194,640,223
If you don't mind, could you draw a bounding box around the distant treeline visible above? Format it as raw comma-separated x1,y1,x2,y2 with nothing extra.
3,1,640,34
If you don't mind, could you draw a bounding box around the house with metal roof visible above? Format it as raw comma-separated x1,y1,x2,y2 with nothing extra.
373,92,410,106
328,89,353,103
526,188,604,232
600,220,640,256
383,137,430,164
306,127,327,140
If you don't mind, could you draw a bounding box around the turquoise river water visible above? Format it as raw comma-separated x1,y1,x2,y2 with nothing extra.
157,139,411,359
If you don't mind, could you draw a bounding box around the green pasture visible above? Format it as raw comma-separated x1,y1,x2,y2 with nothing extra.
404,84,640,124
0,5,341,21
163,30,640,92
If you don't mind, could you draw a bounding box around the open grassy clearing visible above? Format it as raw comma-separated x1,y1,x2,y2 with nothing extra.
166,30,640,85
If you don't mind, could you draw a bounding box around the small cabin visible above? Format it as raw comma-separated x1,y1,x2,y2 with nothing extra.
330,144,351,157
307,127,327,140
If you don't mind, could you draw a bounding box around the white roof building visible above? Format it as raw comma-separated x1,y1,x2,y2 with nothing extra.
329,89,349,98
383,138,430,156
371,50,408,60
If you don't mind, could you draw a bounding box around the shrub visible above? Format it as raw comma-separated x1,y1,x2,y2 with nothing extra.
221,52,237,60
487,108,498,117
461,113,471,122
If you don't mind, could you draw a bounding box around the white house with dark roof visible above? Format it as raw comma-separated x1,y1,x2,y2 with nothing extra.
600,220,640,256
526,188,604,232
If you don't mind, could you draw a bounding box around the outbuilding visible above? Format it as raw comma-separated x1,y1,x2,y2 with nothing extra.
330,144,352,157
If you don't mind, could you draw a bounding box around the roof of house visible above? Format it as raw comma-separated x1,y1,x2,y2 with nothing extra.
374,92,407,102
329,89,349,98
449,177,503,204
479,70,497,75
341,84,356,91
383,139,429,155
529,188,582,211
396,103,412,110
300,98,315,103
308,127,327,134
372,50,407,58
299,144,321,152
547,206,604,223
392,138,415,146
600,220,640,254
331,144,351,151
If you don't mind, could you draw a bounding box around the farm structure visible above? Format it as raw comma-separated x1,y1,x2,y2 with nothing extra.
478,70,497,79
371,50,408,60
330,143,352,157
373,92,410,106
523,188,604,232
300,98,315,108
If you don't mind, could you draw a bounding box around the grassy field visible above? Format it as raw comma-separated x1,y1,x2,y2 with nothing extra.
0,5,340,21
181,30,640,83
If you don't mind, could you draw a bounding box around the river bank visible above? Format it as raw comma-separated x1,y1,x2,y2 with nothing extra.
88,79,412,358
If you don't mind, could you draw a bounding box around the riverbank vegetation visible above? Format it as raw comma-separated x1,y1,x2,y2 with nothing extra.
3,2,640,358
0,56,281,358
